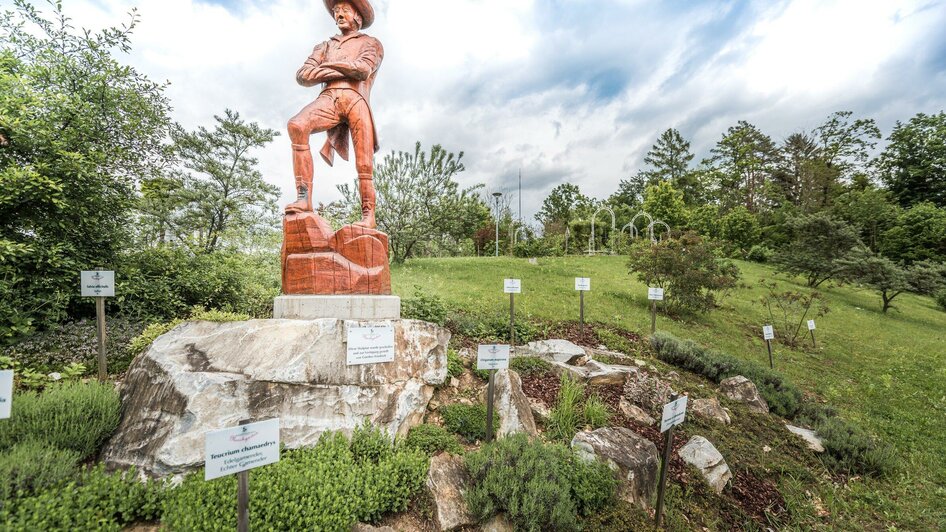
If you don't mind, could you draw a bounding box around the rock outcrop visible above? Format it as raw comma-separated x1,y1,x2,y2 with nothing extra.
719,376,769,414
690,397,731,425
103,319,448,477
786,424,825,453
426,453,475,531
623,370,674,414
571,427,659,509
518,339,586,364
493,370,538,438
619,398,656,425
678,436,732,493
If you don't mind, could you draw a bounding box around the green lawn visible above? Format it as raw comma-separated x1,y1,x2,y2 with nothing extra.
392,256,946,530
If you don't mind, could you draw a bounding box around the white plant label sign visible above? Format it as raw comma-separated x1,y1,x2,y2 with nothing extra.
648,287,665,301
205,418,280,481
0,371,12,419
80,271,115,297
504,279,522,294
660,395,688,433
763,325,775,341
346,324,396,366
476,344,510,371
575,278,591,291
807,320,816,331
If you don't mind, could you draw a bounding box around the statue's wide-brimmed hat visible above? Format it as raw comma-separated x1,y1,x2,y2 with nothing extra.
323,0,375,30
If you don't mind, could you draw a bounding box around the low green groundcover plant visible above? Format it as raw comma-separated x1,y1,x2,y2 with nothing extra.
162,425,428,531
0,380,120,460
445,349,464,380
509,356,552,375
403,424,464,456
440,403,498,443
0,465,165,530
465,434,617,532
0,439,81,503
650,331,803,418
794,404,896,476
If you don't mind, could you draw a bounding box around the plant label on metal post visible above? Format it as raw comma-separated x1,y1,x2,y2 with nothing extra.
807,320,817,348
504,279,520,346
504,279,521,294
659,395,688,433
478,345,510,443
81,270,115,382
655,392,684,527
205,418,280,532
346,324,396,366
763,325,775,369
648,287,664,334
0,370,12,419
575,278,590,338
205,418,280,481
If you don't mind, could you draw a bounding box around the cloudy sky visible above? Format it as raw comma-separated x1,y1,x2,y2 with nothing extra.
12,0,946,223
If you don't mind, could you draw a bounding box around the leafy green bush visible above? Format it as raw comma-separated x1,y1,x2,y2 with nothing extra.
746,244,773,263
650,332,802,418
0,318,145,375
465,434,617,532
627,232,741,315
1,465,164,530
546,375,611,442
0,440,80,503
446,349,464,380
0,381,120,459
402,287,449,325
510,356,552,375
403,424,464,456
937,289,946,311
162,427,428,531
795,404,896,476
440,403,497,443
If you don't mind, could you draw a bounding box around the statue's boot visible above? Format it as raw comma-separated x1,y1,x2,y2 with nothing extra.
353,174,376,229
285,143,314,214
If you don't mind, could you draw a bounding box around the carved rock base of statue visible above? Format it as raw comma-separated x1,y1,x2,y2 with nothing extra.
101,319,449,477
282,212,391,295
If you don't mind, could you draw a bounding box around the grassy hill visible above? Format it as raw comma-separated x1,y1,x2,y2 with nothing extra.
392,256,946,530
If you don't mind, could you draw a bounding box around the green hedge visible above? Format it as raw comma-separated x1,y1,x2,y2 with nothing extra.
0,440,81,503
162,425,428,531
403,424,464,456
794,404,896,476
650,332,803,418
440,403,497,443
0,381,120,460
0,465,165,530
465,434,617,532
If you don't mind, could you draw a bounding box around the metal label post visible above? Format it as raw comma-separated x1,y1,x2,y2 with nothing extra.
238,419,251,532
654,392,679,528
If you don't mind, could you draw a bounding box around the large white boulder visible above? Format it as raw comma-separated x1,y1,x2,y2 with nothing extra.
519,339,586,364
426,453,475,531
719,376,769,414
102,319,449,477
493,369,538,438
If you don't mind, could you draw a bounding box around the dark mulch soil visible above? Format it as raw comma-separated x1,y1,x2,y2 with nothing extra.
519,371,787,528
545,321,644,350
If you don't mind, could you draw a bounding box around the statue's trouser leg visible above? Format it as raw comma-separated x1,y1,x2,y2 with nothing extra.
286,94,339,213
291,143,314,210
349,98,377,229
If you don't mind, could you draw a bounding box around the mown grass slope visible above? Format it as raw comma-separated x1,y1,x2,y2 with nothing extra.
392,255,946,530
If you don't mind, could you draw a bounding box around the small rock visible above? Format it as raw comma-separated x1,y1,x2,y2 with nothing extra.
427,400,441,412
449,377,459,388
619,397,656,425
548,360,590,381
494,370,538,438
571,427,659,509
719,375,769,414
677,436,732,494
481,514,515,532
596,344,608,350
763,445,772,453
522,339,586,364
426,454,475,531
528,398,550,423
634,359,647,367
786,424,825,453
528,258,538,265
459,398,473,406
665,371,679,381
585,360,637,386
690,398,731,425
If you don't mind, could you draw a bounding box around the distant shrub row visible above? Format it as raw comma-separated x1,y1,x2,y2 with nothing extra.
651,332,895,476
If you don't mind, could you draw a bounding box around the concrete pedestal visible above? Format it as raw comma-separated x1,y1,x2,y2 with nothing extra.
274,295,401,320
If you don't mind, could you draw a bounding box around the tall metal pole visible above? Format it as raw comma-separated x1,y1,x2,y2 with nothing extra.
485,370,495,442
766,339,774,369
94,267,107,382
509,293,516,346
237,419,251,532
493,192,502,257
518,169,521,227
